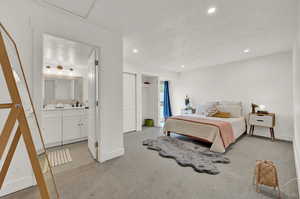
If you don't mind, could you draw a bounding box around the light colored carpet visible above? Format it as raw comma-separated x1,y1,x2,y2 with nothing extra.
2,127,299,199
143,136,230,174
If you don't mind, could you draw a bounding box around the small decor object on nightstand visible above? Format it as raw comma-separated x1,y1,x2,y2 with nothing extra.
181,95,195,114
251,103,259,114
185,95,190,107
253,160,280,198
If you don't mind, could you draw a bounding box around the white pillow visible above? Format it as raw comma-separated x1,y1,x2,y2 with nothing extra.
206,105,218,116
216,104,243,118
196,102,218,116
196,104,206,115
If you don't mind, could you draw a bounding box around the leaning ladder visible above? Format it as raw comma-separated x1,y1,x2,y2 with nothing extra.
0,23,59,199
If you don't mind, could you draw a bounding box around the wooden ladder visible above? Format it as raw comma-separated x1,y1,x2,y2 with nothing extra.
0,23,59,199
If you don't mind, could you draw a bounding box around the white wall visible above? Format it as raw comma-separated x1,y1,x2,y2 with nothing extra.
0,0,123,196
293,0,300,195
173,51,294,141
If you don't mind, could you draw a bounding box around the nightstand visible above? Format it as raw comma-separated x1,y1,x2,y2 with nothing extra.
249,113,276,141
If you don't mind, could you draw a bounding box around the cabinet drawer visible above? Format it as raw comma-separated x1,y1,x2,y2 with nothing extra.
249,114,273,127
63,109,85,117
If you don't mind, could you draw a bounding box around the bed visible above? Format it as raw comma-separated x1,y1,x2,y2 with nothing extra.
163,114,246,153
163,101,247,153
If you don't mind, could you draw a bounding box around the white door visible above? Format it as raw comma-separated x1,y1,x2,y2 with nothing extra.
123,73,136,133
87,49,99,160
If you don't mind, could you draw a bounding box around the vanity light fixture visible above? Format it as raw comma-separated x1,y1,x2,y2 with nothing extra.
133,49,139,53
181,65,185,68
57,65,63,70
44,65,52,75
68,68,75,76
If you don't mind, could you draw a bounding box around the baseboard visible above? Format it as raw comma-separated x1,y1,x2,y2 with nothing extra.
293,140,300,198
0,176,34,197
99,147,124,163
248,127,293,141
250,134,292,142
279,135,293,142
88,137,97,159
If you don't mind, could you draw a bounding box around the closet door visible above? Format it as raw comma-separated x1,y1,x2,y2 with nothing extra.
123,73,136,133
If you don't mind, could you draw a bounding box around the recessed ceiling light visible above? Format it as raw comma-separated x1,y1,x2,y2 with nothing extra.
243,48,250,53
133,49,139,53
181,65,185,68
207,7,217,15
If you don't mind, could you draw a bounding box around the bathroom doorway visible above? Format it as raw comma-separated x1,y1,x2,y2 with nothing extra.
41,34,100,173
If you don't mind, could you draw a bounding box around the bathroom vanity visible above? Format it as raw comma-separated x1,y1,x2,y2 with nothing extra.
41,66,91,148
42,107,88,148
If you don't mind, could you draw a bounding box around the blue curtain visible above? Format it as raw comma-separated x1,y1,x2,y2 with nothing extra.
163,81,172,119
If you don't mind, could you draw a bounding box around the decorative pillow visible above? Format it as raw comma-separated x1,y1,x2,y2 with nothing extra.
196,101,219,116
212,112,231,118
216,104,242,118
196,104,206,115
196,101,216,115
205,104,218,116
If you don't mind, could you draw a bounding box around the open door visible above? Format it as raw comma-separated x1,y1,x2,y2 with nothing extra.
87,49,99,160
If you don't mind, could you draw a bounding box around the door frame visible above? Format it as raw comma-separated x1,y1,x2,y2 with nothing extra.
123,72,137,133
141,74,160,128
122,72,160,131
32,30,101,161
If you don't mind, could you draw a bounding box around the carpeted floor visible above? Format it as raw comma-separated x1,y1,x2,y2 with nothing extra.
2,127,299,199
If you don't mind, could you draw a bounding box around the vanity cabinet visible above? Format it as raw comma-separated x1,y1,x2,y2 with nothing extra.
62,109,87,145
42,110,63,148
80,115,88,138
42,108,88,148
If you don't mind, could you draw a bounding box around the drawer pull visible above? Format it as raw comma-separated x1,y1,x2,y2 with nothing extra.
256,120,264,122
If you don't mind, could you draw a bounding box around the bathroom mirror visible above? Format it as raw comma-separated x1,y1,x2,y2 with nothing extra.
43,76,83,107
0,24,59,198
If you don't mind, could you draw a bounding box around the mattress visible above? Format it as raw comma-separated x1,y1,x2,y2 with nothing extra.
180,114,247,140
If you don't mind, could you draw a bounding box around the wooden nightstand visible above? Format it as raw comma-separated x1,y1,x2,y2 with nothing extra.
249,113,276,141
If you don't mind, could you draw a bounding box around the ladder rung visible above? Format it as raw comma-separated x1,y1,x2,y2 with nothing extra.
0,103,13,109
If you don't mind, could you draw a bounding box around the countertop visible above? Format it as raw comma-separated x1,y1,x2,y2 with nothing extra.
42,106,88,111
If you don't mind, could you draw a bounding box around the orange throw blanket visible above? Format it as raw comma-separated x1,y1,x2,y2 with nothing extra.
170,116,235,148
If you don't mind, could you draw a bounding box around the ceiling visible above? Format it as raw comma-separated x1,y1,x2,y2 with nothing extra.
42,0,96,18
41,0,297,72
43,34,94,72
